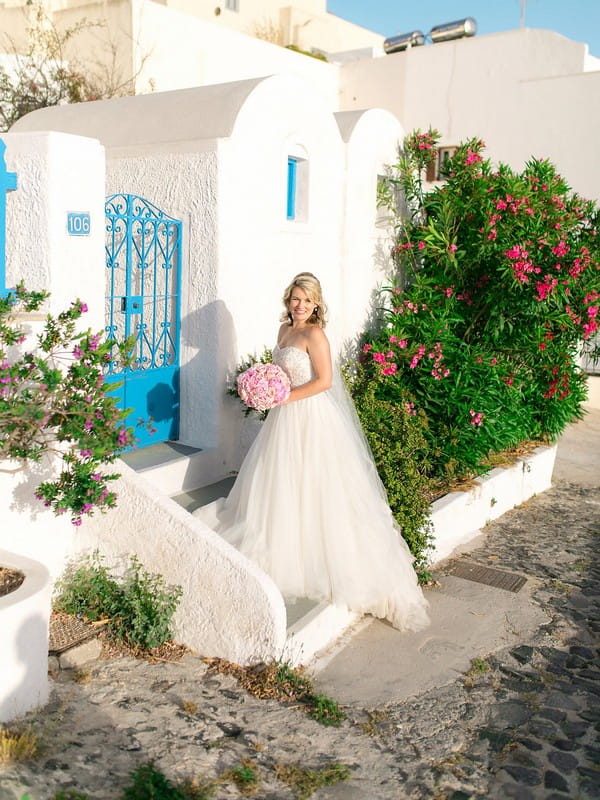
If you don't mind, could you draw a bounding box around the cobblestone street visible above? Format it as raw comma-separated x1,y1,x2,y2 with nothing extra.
1,470,598,799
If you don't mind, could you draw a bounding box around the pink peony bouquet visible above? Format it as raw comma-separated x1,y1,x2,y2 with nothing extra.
237,362,291,412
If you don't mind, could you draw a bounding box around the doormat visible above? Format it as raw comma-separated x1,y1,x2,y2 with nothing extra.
446,560,527,593
49,614,99,654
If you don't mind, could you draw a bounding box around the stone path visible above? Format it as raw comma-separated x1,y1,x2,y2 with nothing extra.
1,482,598,799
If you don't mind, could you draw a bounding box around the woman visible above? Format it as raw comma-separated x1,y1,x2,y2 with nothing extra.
197,273,429,632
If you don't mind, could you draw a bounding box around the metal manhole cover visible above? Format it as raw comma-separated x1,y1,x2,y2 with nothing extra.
446,561,527,593
49,615,98,654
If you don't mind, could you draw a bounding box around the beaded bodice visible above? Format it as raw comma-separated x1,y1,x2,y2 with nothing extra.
273,345,314,388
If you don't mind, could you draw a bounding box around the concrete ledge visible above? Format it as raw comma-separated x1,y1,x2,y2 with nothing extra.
430,444,557,564
283,602,358,666
0,549,51,723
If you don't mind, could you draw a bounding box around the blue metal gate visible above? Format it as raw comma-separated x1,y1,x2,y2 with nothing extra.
105,194,182,449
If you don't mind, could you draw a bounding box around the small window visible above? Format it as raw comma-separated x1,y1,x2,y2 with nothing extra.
225,0,239,11
287,157,297,220
426,146,458,182
286,152,308,222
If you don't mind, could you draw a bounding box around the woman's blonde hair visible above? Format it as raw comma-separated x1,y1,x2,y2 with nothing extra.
280,272,328,328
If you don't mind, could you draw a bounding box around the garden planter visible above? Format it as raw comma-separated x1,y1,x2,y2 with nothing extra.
0,549,52,723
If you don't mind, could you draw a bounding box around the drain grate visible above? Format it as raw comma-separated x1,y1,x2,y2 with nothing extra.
49,615,98,654
446,560,527,593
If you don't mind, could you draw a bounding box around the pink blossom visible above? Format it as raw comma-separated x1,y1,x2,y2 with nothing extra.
397,339,408,349
80,449,93,457
587,306,598,318
448,244,458,254
417,241,425,250
373,352,387,364
362,343,372,353
469,410,484,426
382,364,397,376
72,517,82,526
551,241,570,257
465,149,482,165
73,345,83,359
389,335,397,344
117,429,130,446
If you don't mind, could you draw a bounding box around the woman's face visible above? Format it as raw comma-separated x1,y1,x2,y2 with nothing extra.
288,286,316,324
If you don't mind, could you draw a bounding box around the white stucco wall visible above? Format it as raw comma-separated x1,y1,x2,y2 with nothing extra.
339,28,600,202
3,131,106,323
131,0,340,106
0,131,106,579
335,108,404,345
78,461,287,664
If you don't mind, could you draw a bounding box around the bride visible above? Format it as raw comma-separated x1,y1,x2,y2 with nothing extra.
196,272,429,632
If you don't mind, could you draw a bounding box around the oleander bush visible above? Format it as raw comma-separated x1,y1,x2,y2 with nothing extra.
361,129,599,491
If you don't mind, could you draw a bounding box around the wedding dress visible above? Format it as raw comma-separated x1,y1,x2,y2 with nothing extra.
195,344,429,632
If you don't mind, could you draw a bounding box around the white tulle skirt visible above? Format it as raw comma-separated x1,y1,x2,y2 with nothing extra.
195,389,429,632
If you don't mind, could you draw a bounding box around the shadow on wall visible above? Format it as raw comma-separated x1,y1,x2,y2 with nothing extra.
147,374,180,441
180,299,245,457
0,611,48,723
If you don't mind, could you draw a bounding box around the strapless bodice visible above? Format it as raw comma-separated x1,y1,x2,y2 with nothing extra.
273,345,314,388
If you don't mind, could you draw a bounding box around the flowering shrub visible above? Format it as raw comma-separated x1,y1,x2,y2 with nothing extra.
0,283,135,524
363,129,600,486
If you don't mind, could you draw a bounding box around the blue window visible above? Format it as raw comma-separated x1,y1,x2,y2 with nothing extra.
287,157,298,220
0,139,17,298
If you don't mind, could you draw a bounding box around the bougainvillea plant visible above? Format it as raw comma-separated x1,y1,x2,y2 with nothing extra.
0,283,136,524
364,128,600,486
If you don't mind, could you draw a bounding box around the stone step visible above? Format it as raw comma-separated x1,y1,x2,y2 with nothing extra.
171,478,357,665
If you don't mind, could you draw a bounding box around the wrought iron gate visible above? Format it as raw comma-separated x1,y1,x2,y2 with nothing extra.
105,194,182,449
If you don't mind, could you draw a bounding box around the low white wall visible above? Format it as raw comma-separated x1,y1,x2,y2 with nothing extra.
78,461,287,665
0,549,51,723
430,445,557,564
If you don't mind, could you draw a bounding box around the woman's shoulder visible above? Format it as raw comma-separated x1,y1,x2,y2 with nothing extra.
306,325,329,349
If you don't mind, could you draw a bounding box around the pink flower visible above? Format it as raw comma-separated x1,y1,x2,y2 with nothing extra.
465,149,482,165
373,352,387,364
72,518,82,526
551,241,570,257
389,335,397,344
417,241,425,250
588,306,598,318
448,244,458,254
397,339,408,349
117,429,130,446
237,363,291,412
405,402,416,416
73,345,83,359
382,364,397,376
362,344,372,353
469,410,484,426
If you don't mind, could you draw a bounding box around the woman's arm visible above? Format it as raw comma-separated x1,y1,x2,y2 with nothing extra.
283,329,332,403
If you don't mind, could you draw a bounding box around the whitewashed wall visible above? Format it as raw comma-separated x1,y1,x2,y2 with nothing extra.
335,108,404,347
339,28,600,202
0,131,105,578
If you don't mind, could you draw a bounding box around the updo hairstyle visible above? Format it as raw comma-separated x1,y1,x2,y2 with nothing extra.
280,272,328,328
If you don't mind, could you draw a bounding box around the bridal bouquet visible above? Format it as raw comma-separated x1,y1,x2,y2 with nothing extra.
237,363,291,412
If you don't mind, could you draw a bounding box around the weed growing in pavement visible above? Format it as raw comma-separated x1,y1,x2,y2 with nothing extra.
222,759,259,796
275,762,350,799
205,657,346,727
0,728,37,765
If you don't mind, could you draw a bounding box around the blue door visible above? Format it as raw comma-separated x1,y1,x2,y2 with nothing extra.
105,194,182,449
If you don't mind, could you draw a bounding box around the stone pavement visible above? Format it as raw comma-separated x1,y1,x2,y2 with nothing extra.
0,411,598,800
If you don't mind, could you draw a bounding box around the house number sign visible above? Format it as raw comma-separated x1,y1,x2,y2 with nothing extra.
67,212,91,236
